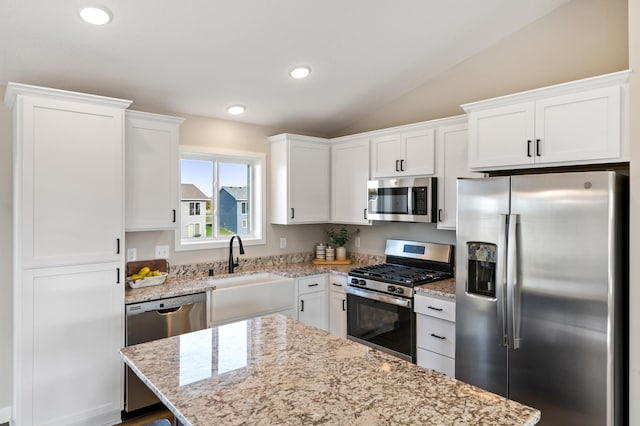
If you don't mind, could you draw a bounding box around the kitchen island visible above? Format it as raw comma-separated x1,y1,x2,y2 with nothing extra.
121,314,539,425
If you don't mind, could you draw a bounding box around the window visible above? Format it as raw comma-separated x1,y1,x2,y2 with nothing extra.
177,146,265,251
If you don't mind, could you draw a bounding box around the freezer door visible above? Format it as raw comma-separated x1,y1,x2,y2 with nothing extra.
455,176,510,397
508,171,621,425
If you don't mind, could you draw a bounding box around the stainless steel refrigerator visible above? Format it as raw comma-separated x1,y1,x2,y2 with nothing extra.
455,171,627,426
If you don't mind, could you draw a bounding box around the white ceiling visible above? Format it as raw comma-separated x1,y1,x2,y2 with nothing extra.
0,0,569,135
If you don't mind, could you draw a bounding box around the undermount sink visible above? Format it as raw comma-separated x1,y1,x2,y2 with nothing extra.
207,272,288,289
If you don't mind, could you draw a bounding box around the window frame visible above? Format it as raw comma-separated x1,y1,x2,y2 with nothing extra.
175,145,266,251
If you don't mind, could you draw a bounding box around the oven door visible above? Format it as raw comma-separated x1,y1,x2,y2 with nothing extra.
345,286,415,362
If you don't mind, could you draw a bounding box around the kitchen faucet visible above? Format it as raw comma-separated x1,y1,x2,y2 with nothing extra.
228,234,245,273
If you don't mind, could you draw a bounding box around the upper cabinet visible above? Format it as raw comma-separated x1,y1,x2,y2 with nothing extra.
435,118,483,230
370,127,435,178
270,134,330,224
331,137,371,225
463,70,630,171
125,110,184,231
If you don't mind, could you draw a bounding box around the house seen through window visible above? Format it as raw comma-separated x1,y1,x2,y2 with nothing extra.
177,147,264,250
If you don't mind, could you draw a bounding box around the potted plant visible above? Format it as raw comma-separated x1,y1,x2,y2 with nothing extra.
326,225,359,260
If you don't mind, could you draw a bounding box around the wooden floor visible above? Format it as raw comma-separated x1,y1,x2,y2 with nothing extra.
119,408,174,426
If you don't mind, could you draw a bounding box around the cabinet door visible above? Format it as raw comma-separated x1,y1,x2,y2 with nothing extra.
19,96,124,268
289,140,330,223
331,139,371,224
534,86,621,164
19,263,124,425
299,291,328,331
436,123,482,230
402,128,435,176
125,112,181,231
370,134,402,178
329,290,347,338
467,103,535,170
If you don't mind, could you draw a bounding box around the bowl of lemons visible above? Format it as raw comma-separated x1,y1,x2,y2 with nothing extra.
127,266,168,289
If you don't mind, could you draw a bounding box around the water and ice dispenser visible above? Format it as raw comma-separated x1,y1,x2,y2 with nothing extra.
466,242,497,298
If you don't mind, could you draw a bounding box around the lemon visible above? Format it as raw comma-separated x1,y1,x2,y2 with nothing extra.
151,270,161,276
138,267,151,277
130,274,143,281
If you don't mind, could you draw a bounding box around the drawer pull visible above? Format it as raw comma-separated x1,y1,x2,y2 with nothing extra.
427,306,443,312
308,283,319,287
430,333,446,340
332,283,342,287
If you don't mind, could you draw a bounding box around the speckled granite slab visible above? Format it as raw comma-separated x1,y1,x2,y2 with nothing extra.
415,277,456,298
121,314,540,426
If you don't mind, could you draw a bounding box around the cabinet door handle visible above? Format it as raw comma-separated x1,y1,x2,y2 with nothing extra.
116,267,120,284
527,140,532,157
438,209,443,222
430,333,446,340
291,208,295,219
427,306,443,312
400,159,404,171
536,139,541,156
116,238,120,254
364,208,367,220
332,283,342,287
308,283,319,287
300,299,305,312
342,299,346,311
172,209,176,223
395,160,400,172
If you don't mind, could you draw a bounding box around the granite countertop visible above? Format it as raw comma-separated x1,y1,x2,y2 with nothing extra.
127,261,452,305
121,314,539,426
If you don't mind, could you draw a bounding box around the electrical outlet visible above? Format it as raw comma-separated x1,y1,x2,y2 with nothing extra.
355,236,361,248
127,248,137,261
155,245,170,259
280,237,287,249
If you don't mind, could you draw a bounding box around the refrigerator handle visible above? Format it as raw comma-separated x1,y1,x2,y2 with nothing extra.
507,214,521,350
496,215,508,347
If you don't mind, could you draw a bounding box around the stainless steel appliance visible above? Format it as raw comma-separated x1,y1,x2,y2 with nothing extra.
347,239,454,362
456,171,627,426
367,177,437,223
124,292,207,417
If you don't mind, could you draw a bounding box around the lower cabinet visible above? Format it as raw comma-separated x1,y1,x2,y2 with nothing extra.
415,293,456,378
328,274,347,338
19,263,124,425
297,274,328,331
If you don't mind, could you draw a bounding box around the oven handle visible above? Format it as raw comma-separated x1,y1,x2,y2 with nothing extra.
345,286,412,309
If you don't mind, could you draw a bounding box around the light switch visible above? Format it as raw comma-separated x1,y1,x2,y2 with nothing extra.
280,237,286,249
155,245,170,259
127,248,137,261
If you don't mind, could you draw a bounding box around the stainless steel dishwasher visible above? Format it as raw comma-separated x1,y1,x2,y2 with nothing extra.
124,292,207,416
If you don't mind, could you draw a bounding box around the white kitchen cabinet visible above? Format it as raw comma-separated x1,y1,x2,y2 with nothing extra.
328,274,348,338
5,83,130,426
330,137,371,224
270,134,330,224
370,127,435,178
435,119,483,230
125,110,184,231
21,263,124,426
297,274,328,331
464,70,629,171
415,293,456,378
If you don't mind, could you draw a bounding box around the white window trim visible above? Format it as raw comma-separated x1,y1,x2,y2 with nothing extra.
175,145,266,251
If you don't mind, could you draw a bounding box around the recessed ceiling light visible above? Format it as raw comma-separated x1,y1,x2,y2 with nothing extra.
227,105,246,115
79,6,112,25
289,66,311,79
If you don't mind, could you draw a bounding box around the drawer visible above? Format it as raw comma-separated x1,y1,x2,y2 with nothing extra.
417,348,455,378
329,274,347,294
414,293,455,321
298,275,328,295
417,314,455,358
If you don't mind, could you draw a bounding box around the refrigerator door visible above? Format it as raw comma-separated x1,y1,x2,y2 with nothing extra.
508,171,619,425
455,176,510,397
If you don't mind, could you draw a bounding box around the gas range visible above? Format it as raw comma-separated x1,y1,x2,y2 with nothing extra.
348,240,454,298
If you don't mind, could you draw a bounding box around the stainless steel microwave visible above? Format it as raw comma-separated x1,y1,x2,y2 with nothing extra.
367,177,437,223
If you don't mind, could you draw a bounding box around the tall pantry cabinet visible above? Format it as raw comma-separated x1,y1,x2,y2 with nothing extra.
5,83,132,425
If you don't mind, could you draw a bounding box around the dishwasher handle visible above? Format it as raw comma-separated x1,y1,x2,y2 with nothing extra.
157,306,182,315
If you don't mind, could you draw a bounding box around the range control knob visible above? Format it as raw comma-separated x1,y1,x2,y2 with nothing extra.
387,285,396,292
395,287,405,295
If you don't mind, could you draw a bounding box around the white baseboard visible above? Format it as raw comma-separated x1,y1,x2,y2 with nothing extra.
0,405,11,424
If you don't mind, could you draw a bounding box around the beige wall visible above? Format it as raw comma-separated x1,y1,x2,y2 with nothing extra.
335,0,628,137
628,0,639,423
